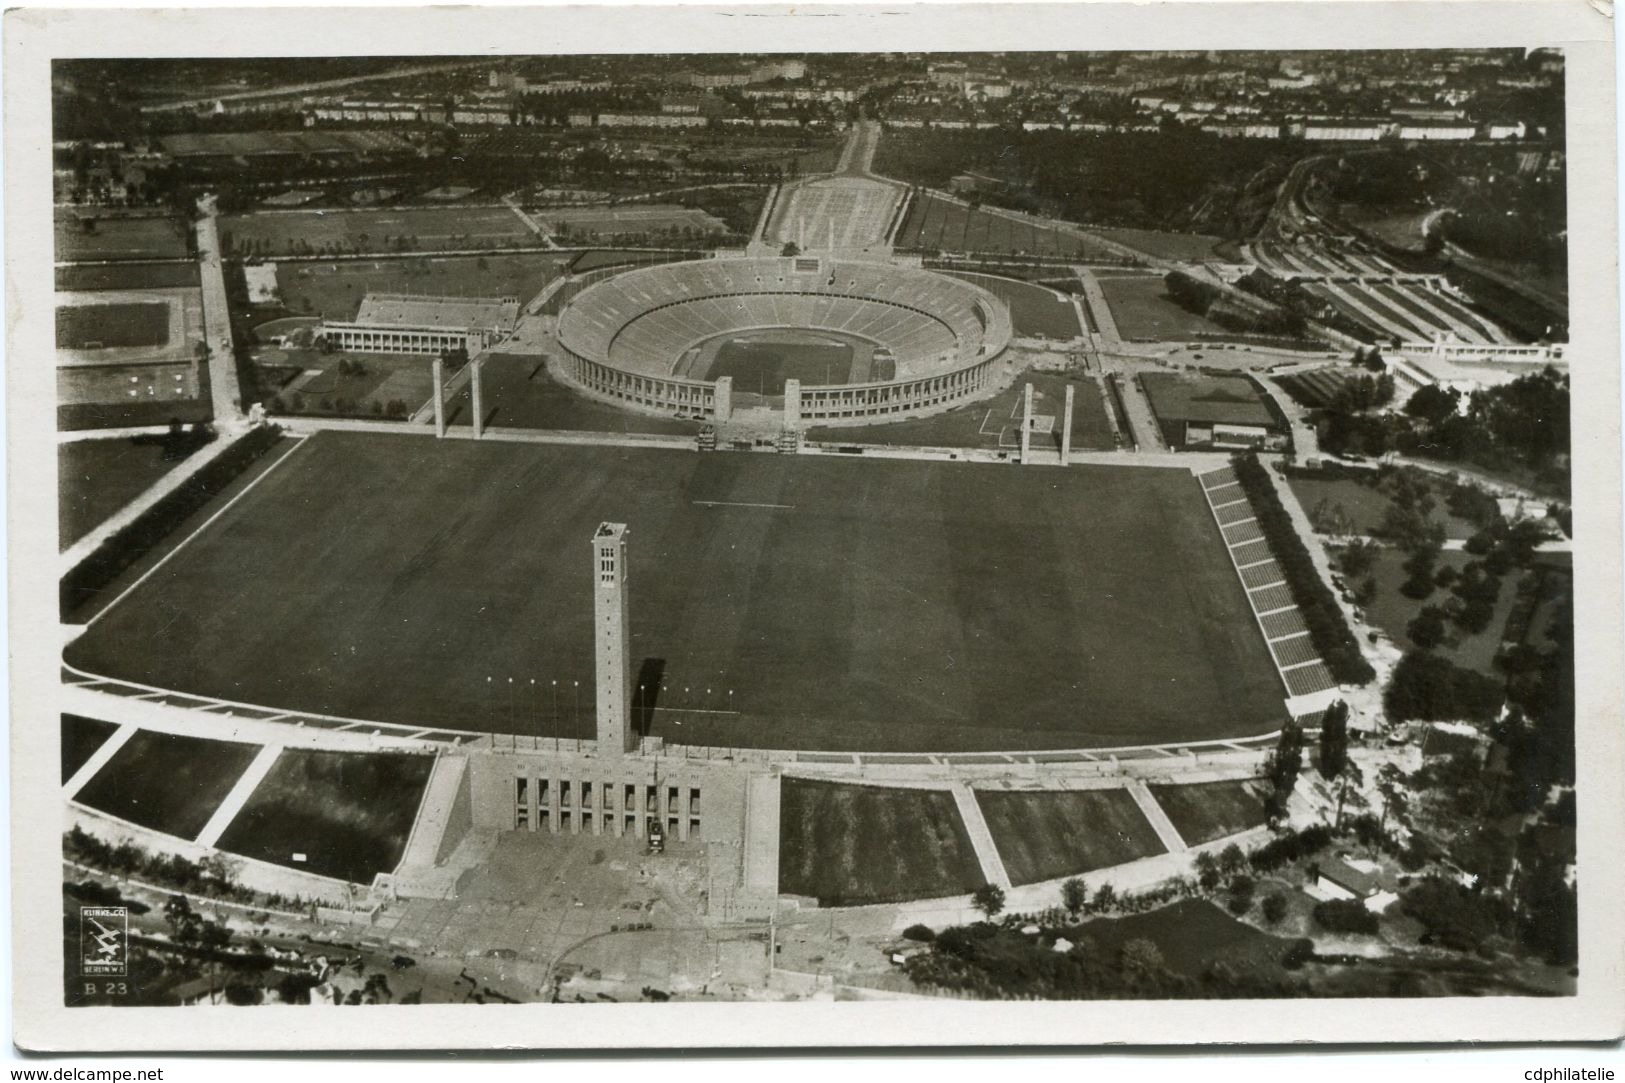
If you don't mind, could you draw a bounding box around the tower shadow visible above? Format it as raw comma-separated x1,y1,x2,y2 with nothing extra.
635,657,666,738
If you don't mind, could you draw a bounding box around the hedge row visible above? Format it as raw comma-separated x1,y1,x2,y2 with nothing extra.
62,425,284,619
1231,452,1376,685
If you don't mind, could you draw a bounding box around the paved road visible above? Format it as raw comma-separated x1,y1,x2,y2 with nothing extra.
194,201,243,423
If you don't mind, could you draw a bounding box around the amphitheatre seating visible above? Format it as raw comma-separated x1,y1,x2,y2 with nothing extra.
558,257,1011,385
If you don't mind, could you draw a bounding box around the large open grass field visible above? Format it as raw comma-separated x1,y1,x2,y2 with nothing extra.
808,371,1116,454
777,778,984,905
1097,275,1230,341
71,731,259,839
66,431,1285,751
59,436,203,549
275,253,573,322
215,749,434,883
56,303,171,350
1147,779,1267,847
975,787,1165,886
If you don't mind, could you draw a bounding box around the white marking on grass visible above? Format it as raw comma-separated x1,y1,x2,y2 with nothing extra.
692,500,794,511
85,435,314,628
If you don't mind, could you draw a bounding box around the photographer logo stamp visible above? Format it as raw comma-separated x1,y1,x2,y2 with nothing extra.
80,906,127,977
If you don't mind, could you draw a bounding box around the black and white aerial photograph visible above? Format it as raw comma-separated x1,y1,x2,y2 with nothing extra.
8,0,1623,1059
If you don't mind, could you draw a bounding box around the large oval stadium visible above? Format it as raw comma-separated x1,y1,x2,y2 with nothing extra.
554,256,1012,422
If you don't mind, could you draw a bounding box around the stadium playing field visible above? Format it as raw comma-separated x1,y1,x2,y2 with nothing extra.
55,303,170,350
701,330,874,388
67,432,1285,752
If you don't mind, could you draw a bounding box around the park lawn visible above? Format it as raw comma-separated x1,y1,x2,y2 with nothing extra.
943,272,1082,340
1285,472,1480,541
1147,779,1267,847
66,431,1284,752
71,730,260,840
275,253,572,322
58,396,213,433
1068,898,1310,981
808,371,1115,453
215,749,435,883
974,787,1166,886
1356,549,1527,677
1097,275,1229,341
61,715,119,783
59,436,204,549
445,355,700,435
778,779,984,905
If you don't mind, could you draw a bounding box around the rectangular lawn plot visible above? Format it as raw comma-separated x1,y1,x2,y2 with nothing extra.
1147,779,1267,847
61,715,120,783
777,779,984,905
56,303,171,350
71,730,260,839
975,787,1165,886
67,431,1285,753
215,749,435,883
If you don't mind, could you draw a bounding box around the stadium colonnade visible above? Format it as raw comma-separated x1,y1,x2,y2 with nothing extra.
554,256,1012,423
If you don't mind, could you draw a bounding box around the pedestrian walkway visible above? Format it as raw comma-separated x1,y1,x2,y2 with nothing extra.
950,783,1011,890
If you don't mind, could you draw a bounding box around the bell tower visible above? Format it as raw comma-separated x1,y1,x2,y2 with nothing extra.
592,523,635,756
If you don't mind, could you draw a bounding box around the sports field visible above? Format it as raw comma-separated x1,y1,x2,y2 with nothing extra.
54,215,190,262
215,749,434,883
275,253,572,322
56,303,171,350
221,206,535,256
71,730,259,839
704,332,865,388
975,787,1166,886
777,778,984,905
66,432,1285,752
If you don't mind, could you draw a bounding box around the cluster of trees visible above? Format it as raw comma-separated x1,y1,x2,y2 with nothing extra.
61,424,283,618
63,828,299,911
1311,897,1380,935
1319,368,1570,497
1164,269,1308,337
903,916,1312,1001
269,393,409,419
1232,453,1375,683
1383,650,1505,724
871,126,1301,237
1236,270,1376,345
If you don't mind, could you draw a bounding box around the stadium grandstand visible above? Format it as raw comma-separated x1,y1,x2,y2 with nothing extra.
555,256,1011,423
321,292,520,355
